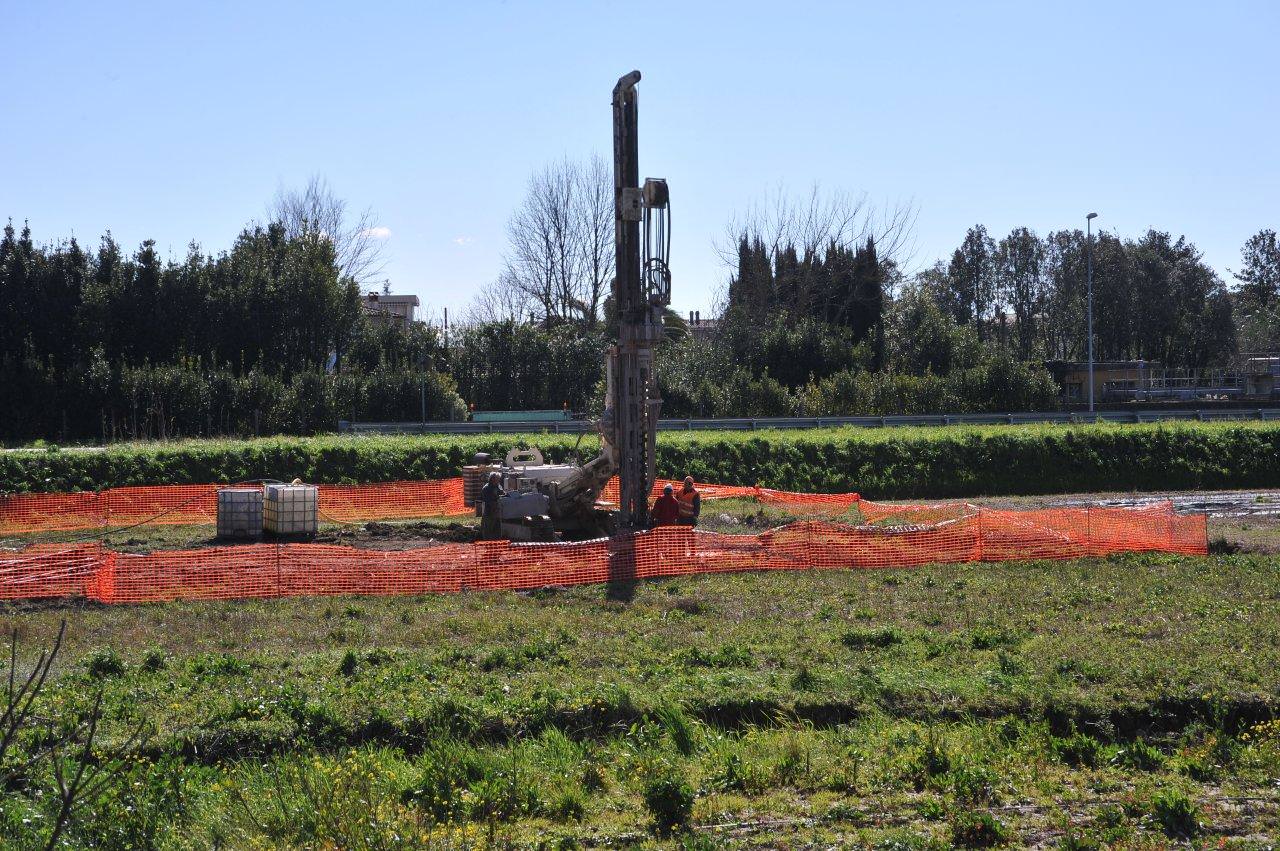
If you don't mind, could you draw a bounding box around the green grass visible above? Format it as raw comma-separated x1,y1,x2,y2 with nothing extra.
7,419,1280,498
2,551,1279,846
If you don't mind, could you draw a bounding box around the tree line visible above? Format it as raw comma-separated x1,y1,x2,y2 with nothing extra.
926,224,1240,367
0,220,465,442
3,164,1277,442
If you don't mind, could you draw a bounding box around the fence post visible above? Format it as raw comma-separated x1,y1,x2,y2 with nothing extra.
975,506,984,562
1086,506,1092,558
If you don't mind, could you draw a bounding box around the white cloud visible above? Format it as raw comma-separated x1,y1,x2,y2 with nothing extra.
360,226,392,240
452,236,474,246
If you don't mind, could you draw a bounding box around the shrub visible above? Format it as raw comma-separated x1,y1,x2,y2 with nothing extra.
8,421,1280,501
643,771,695,835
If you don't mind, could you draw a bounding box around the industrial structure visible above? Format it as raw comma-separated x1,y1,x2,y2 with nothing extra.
1048,355,1280,407
463,71,671,541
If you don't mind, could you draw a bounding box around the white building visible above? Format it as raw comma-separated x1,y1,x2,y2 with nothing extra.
362,290,419,331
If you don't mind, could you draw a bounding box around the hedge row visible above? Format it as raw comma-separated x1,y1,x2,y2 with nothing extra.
3,422,1278,499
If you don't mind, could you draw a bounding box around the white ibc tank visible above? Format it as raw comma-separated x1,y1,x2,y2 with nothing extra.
217,488,263,539
264,484,318,535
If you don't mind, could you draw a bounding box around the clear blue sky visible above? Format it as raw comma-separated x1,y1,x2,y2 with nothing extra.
4,1,1277,320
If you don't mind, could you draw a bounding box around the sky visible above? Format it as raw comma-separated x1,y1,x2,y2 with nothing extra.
3,0,1277,322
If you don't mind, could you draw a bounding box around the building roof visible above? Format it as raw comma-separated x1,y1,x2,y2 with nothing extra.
364,292,420,306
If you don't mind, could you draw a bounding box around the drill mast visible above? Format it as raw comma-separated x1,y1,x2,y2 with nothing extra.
610,70,669,529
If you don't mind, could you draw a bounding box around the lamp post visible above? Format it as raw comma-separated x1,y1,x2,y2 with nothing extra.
1086,212,1098,413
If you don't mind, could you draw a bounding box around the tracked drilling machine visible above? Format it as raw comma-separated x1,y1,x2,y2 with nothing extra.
463,70,671,540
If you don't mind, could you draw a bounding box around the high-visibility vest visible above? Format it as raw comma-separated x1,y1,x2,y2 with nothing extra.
677,489,698,518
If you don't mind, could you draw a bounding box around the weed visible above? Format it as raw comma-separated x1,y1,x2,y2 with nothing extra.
643,770,694,835
86,648,125,678
917,795,946,820
337,649,359,677
790,665,818,690
822,801,866,825
678,644,751,667
1050,732,1101,768
1111,739,1164,771
1150,790,1199,837
968,627,1016,650
141,647,167,672
1057,826,1100,850
903,728,951,789
949,761,998,805
950,810,1009,847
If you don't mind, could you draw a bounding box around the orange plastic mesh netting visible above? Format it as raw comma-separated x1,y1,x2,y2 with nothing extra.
0,477,802,535
0,501,1206,605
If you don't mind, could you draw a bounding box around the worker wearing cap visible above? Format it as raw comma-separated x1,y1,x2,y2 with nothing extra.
677,476,701,527
651,483,680,526
479,472,505,540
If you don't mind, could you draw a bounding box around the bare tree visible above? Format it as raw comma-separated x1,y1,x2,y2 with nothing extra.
465,276,534,325
269,175,387,285
574,155,614,327
497,155,614,326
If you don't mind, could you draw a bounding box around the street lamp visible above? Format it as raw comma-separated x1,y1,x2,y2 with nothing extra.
1086,212,1098,414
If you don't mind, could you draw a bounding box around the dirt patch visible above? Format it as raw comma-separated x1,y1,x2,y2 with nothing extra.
314,520,479,549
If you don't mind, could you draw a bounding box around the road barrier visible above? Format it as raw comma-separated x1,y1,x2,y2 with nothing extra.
0,500,1205,605
338,408,1280,434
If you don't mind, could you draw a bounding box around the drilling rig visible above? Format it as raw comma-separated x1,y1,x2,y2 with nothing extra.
463,70,670,540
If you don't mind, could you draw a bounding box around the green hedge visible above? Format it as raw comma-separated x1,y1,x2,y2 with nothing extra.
4,422,1279,499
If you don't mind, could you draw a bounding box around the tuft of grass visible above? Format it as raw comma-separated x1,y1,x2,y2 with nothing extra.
652,703,697,756
841,625,905,649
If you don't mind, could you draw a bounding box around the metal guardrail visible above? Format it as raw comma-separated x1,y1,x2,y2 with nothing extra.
338,408,1280,435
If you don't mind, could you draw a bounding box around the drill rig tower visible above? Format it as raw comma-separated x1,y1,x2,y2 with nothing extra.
464,71,670,539
610,70,669,529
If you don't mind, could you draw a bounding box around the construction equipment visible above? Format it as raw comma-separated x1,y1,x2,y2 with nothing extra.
470,70,670,541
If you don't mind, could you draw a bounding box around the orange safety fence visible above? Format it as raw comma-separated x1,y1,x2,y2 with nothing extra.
0,478,822,535
0,502,1206,605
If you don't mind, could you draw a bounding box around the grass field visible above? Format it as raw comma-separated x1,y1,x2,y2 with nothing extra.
2,469,1277,847
3,542,1279,847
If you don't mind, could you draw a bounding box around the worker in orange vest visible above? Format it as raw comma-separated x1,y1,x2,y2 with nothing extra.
677,476,701,527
